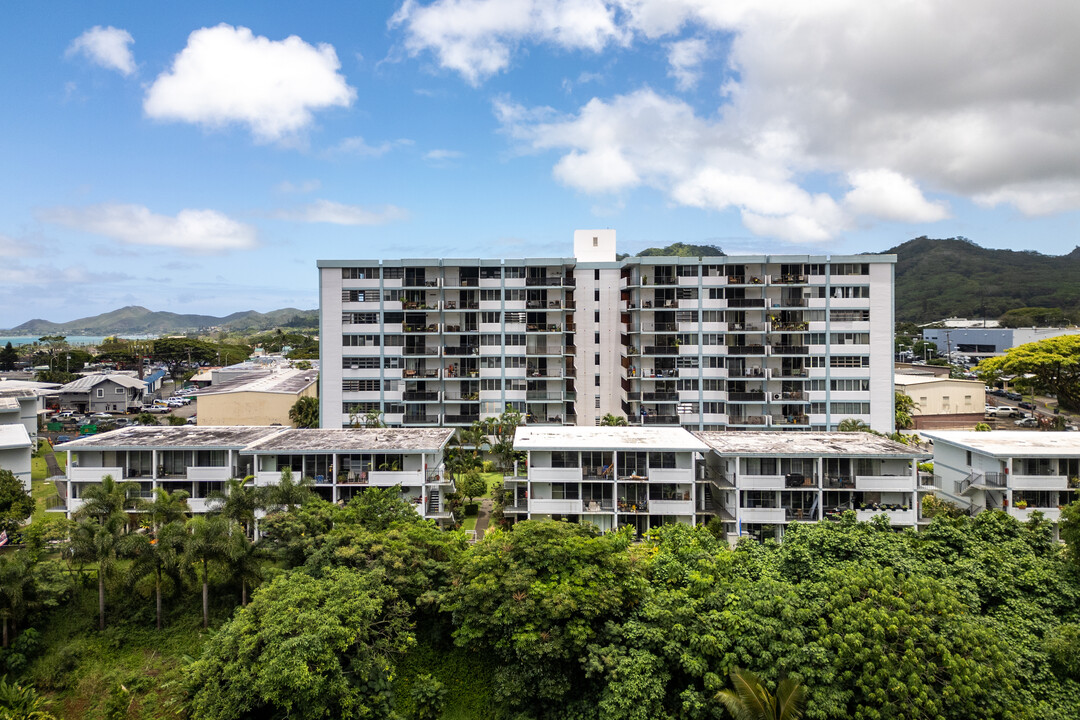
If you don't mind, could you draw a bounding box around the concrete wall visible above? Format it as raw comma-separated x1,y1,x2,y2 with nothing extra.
897,378,985,416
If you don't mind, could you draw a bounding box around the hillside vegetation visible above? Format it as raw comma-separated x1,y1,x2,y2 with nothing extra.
888,237,1080,322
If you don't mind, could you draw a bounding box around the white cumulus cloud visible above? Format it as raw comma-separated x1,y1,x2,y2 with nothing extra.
843,170,949,223
424,148,464,161
275,200,408,225
666,37,708,90
66,26,136,76
39,204,257,251
144,24,356,143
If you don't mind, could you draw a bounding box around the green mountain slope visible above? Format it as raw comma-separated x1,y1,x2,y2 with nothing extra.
887,237,1080,322
5,306,318,335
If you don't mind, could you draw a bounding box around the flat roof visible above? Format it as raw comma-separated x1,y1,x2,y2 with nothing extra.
513,426,709,452
923,430,1080,457
0,424,32,450
0,398,20,412
56,426,284,450
193,368,318,396
893,375,984,387
693,431,929,458
246,428,455,453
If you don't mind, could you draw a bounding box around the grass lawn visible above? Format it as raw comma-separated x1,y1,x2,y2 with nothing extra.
461,515,478,532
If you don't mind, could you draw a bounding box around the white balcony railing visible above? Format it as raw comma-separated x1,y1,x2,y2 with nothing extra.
528,467,584,482
1009,506,1061,522
855,475,916,492
739,475,786,490
648,468,694,484
739,507,786,523
368,470,424,487
530,498,583,514
856,509,916,525
1010,475,1069,491
187,466,231,482
649,499,695,515
70,466,125,482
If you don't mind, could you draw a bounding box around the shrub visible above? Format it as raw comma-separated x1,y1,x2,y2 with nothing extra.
410,673,446,720
463,503,479,517
481,460,495,473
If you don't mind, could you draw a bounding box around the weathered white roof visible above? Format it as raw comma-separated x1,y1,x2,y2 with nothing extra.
56,425,284,450
246,428,454,453
60,374,146,392
513,426,709,452
0,398,20,412
0,423,32,450
192,368,318,397
923,430,1080,457
694,431,929,458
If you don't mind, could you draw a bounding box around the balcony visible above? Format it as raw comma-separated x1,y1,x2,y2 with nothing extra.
643,392,678,402
642,414,680,424
69,466,125,482
403,391,440,401
1008,506,1061,522
728,367,767,379
727,345,766,355
643,346,680,355
616,499,649,513
771,345,809,355
530,498,583,514
729,391,765,402
404,324,439,333
526,277,572,287
582,500,615,513
855,475,916,492
740,507,786,523
649,499,694,515
770,274,808,284
529,466,583,482
404,347,440,356
648,468,693,484
443,346,479,356
740,475,787,490
773,297,807,307
1010,474,1069,491
771,415,810,427
856,508,916,525
526,391,564,401
369,470,424,487
728,415,767,426
187,466,231,482
444,414,480,424
727,298,766,308
404,414,441,425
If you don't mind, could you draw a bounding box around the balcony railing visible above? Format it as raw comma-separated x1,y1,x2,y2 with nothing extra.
443,346,479,356
727,298,766,308
643,392,678,402
774,297,807,307
404,414,440,424
403,391,439,401
644,346,681,355
727,345,766,355
771,274,808,284
729,415,767,425
729,391,765,401
642,414,680,424
771,345,809,355
445,414,480,424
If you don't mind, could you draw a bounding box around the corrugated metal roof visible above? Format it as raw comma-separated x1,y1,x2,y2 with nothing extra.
192,368,318,396
923,430,1080,457
56,425,284,449
245,428,455,452
59,374,147,392
513,426,709,451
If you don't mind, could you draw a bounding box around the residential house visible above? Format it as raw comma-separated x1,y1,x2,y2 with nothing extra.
58,374,146,413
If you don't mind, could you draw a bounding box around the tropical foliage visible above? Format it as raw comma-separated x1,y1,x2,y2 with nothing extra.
978,334,1080,411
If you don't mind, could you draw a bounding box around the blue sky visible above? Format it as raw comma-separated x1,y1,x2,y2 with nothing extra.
2,0,1079,327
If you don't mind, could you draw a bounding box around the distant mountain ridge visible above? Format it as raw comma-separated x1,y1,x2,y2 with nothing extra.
4,306,318,335
885,237,1080,322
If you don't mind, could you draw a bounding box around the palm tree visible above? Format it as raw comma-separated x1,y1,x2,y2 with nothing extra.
837,418,871,433
600,413,628,426
74,474,138,528
207,477,261,539
288,395,320,428
265,467,314,513
127,521,186,630
140,487,190,531
68,514,130,630
185,515,232,629
228,531,263,607
0,551,34,647
716,668,807,720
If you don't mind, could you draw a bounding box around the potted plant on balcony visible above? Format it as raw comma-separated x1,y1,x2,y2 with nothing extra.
1015,499,1028,509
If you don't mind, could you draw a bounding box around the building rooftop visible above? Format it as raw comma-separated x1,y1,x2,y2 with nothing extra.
693,431,929,458
192,368,318,396
60,374,146,392
246,428,455,453
0,423,32,450
0,397,21,412
56,426,284,450
923,430,1080,457
893,375,984,387
513,426,710,452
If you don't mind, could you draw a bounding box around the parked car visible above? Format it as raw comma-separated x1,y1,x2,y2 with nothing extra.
1006,391,1023,401
1015,416,1039,428
57,410,80,420
1018,401,1036,410
167,397,191,407
140,404,170,414
990,388,1006,397
984,405,997,415
992,406,1020,418
89,412,114,420
55,435,71,443
186,415,197,425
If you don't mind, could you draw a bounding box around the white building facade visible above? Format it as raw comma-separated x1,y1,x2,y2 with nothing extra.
924,431,1080,532
319,230,896,433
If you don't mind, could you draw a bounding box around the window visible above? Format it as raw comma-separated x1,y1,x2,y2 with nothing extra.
831,286,870,299
595,396,601,408
343,335,380,346
593,237,598,247
505,266,526,279
831,402,870,414
829,263,869,275
830,379,870,392
115,387,124,394
966,450,972,465
342,267,378,279
551,451,578,468
830,309,869,322
648,452,676,469
703,402,725,414
343,379,381,392
551,483,580,499
594,310,600,322
96,388,104,398
594,353,600,366
831,332,870,345
594,332,600,345
481,379,502,391
594,288,600,301
481,357,502,368
830,355,869,368
383,267,403,280
481,312,499,323
594,375,601,386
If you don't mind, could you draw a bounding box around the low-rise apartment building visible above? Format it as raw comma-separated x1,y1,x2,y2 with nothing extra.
503,426,710,534
924,431,1080,532
693,431,930,542
54,426,455,524
0,423,33,492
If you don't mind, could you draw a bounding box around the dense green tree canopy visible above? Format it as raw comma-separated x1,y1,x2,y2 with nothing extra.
978,334,1080,410
0,469,33,536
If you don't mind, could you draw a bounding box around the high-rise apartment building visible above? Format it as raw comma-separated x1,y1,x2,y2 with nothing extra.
319,230,896,432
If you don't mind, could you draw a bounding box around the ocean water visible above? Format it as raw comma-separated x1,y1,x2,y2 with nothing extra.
0,335,157,347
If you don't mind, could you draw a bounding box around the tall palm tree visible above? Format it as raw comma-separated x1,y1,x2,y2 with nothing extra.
185,515,232,629
68,513,130,630
127,520,186,630
74,474,138,528
139,487,190,531
0,551,34,647
716,668,807,720
600,413,629,426
227,531,263,607
208,477,261,538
